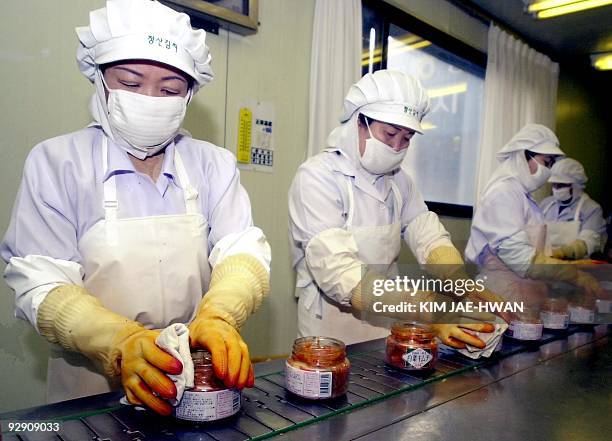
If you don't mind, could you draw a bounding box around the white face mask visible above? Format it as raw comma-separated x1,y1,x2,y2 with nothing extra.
104,77,189,157
552,187,572,204
359,121,408,175
523,159,551,192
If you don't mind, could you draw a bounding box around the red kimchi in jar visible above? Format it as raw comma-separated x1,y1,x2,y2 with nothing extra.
285,336,350,399
174,350,241,422
385,323,438,371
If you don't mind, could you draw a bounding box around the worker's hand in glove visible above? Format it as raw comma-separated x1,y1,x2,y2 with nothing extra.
528,252,604,300
552,239,588,260
189,314,254,390
469,288,517,324
430,323,495,349
574,270,606,301
187,254,268,391
114,326,183,416
36,285,183,416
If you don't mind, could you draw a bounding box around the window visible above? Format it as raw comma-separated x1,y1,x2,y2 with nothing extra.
363,0,487,216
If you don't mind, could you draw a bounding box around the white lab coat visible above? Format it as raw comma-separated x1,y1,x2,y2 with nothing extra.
2,128,271,402
540,192,606,256
289,116,453,344
466,166,548,307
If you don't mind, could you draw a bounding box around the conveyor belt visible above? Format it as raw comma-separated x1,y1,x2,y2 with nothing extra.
1,325,609,441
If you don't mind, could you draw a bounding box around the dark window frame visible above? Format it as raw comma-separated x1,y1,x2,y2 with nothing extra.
363,0,488,218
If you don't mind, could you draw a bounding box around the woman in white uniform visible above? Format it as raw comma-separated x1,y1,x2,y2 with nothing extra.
1,0,270,415
540,158,606,260
289,70,495,349
466,124,602,309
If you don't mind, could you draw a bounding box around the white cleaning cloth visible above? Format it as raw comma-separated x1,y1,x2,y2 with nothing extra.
457,316,508,359
120,323,194,407
155,323,195,404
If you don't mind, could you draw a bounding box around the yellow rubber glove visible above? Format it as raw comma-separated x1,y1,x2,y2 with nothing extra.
350,269,455,322
552,239,588,260
424,245,465,284
189,254,269,390
527,252,604,300
430,323,495,349
37,285,182,415
425,246,515,322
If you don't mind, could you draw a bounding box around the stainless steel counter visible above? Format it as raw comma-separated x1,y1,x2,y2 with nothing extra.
1,325,609,441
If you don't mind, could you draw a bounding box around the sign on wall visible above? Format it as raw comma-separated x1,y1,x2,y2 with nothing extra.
236,100,275,173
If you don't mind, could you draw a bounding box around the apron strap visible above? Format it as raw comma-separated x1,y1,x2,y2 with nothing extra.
343,177,403,228
104,140,201,217
389,180,403,223
542,198,556,217
573,193,586,222
173,148,200,215
101,137,119,245
344,178,356,228
102,137,118,222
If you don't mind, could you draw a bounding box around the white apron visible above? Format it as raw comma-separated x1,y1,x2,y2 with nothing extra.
479,221,548,311
47,137,210,403
296,178,403,345
543,194,586,256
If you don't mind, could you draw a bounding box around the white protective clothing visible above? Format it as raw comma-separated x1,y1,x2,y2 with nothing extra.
542,193,606,256
542,158,606,256
549,158,587,186
103,73,190,155
289,116,452,345
359,119,408,174
340,70,430,133
46,138,209,403
79,0,213,159
76,0,213,91
496,124,564,160
2,131,270,403
552,187,572,203
466,124,565,307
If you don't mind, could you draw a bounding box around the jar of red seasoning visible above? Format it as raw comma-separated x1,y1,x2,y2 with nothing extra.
174,350,241,422
540,298,569,330
568,297,596,324
505,311,543,341
285,336,350,399
385,323,438,371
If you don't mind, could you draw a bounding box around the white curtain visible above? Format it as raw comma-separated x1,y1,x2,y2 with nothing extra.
475,25,559,200
306,0,362,158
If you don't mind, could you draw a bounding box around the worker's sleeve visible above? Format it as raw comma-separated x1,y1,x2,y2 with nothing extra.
578,200,606,255
289,163,362,305
396,172,453,264
199,149,270,328
206,149,271,272
475,187,536,277
1,145,84,329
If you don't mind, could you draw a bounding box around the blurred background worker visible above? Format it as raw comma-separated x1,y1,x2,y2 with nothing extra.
0,0,270,415
289,70,495,350
466,124,602,308
540,158,606,260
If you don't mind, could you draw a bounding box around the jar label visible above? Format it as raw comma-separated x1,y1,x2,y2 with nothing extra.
285,362,332,398
506,322,543,340
402,347,433,369
540,311,569,329
569,307,594,324
174,389,241,422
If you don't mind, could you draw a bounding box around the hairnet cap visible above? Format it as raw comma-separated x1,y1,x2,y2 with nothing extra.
497,123,564,161
549,158,587,185
340,70,430,133
76,0,213,92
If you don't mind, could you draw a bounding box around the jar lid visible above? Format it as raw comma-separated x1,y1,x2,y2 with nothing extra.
390,322,434,339
191,349,213,365
293,336,346,350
